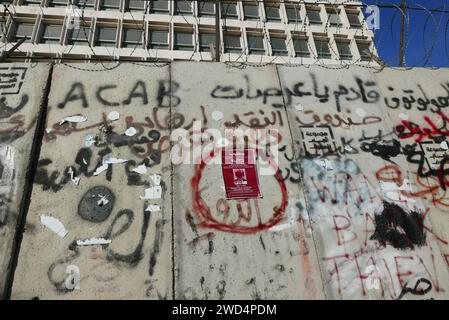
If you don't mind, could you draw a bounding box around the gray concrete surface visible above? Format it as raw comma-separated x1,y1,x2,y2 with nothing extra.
0,63,50,298
2,62,449,300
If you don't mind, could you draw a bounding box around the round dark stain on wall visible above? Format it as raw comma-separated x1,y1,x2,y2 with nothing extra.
78,186,115,222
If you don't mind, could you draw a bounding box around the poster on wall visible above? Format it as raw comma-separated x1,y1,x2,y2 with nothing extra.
221,148,262,199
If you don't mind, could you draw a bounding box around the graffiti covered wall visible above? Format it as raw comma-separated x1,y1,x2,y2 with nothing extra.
1,62,449,299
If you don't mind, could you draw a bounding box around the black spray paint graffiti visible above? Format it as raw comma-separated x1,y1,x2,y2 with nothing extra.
210,74,380,112
0,66,27,95
396,278,433,300
78,186,115,222
57,80,181,109
370,201,426,250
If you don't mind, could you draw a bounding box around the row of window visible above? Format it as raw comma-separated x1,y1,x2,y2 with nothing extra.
11,20,373,60
18,0,365,28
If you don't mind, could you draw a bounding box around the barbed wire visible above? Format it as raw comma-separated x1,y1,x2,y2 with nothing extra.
0,0,447,71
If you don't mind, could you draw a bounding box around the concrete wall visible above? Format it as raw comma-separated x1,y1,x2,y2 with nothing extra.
0,63,50,298
2,62,449,300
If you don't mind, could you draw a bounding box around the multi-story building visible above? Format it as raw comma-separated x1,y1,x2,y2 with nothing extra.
0,0,377,64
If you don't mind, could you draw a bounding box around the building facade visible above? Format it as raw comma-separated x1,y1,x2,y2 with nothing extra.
0,0,377,64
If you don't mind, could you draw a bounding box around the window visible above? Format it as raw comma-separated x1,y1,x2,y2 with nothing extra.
68,24,90,45
336,40,352,60
307,7,322,24
48,0,68,7
357,41,372,61
293,36,309,57
347,12,361,28
94,26,117,47
247,34,264,55
224,32,241,53
150,0,169,14
199,31,215,51
148,29,169,49
22,0,41,6
126,0,145,11
13,22,34,43
265,5,281,22
100,0,120,10
270,36,288,56
243,2,259,21
175,1,192,15
174,28,193,50
39,23,62,44
222,2,238,20
314,37,331,59
74,0,95,8
198,1,215,17
326,8,341,26
286,5,301,24
121,27,143,48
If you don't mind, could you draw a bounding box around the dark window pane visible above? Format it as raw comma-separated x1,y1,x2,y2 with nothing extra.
357,42,371,60
271,37,287,56
347,13,360,27
307,10,321,24
224,34,241,53
336,41,352,59
68,28,89,45
100,0,120,10
15,23,34,42
293,38,309,56
174,31,193,50
151,0,169,13
95,27,116,46
243,3,259,20
74,0,95,7
286,7,301,23
328,12,340,26
175,1,192,15
122,28,142,47
48,0,68,7
199,33,215,51
40,24,62,43
149,30,168,49
127,0,145,11
222,2,238,19
265,6,281,22
315,39,331,58
248,35,264,54
198,2,215,16
23,0,41,6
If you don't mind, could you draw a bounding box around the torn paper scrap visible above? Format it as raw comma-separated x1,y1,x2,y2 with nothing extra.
140,186,162,200
102,155,128,165
84,134,95,147
76,238,112,246
125,127,137,137
40,215,68,238
314,159,333,171
150,174,161,186
59,115,87,125
107,111,120,121
93,163,108,176
294,104,304,111
45,128,52,134
97,195,109,206
145,205,161,212
68,167,80,185
132,164,147,174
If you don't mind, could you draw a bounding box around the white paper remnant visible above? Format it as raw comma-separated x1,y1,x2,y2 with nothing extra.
132,164,147,174
59,115,87,125
108,111,120,121
344,145,353,152
441,141,449,150
68,167,80,185
76,237,112,246
294,104,304,111
140,186,162,200
45,128,52,134
314,159,333,171
145,205,161,212
211,111,223,121
85,134,95,147
125,127,137,137
97,195,109,206
102,155,128,165
150,174,161,186
40,215,68,238
93,163,109,176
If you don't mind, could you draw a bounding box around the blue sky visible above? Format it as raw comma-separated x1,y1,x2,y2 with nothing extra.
363,0,449,67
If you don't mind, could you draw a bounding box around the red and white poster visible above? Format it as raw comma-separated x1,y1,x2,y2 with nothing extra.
221,149,262,199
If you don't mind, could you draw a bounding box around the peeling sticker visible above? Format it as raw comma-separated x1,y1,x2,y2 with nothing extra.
140,186,162,200
40,215,68,238
93,163,108,176
211,111,223,121
125,127,137,137
76,237,112,246
108,111,120,121
145,205,161,212
59,115,87,125
132,164,147,174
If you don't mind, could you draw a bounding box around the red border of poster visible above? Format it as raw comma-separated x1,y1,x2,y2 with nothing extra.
221,148,262,199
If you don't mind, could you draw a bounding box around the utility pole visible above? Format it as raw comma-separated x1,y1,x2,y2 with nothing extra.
399,0,406,67
215,0,221,62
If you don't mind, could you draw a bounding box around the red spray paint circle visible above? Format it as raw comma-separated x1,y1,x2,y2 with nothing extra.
191,148,288,234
